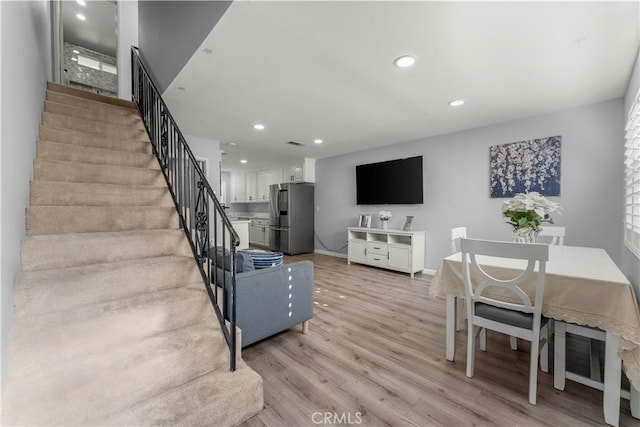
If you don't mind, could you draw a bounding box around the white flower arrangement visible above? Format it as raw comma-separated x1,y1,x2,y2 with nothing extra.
378,210,392,221
502,192,561,230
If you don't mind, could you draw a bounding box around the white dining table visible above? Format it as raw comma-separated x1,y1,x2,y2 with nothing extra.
430,244,640,426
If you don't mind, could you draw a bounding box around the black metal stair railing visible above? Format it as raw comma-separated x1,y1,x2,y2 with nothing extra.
131,46,238,371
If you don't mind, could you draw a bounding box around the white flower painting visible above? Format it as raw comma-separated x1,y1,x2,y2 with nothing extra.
490,135,561,198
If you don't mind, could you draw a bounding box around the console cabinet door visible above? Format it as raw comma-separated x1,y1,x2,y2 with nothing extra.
348,240,367,263
388,245,411,271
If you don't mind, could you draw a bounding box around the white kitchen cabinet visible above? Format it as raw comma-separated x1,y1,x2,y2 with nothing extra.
283,158,315,183
230,172,246,202
246,172,257,202
347,227,425,278
256,168,281,202
248,219,270,247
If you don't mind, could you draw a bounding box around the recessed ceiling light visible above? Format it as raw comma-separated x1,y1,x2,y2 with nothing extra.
229,142,237,146
77,0,86,5
448,99,465,107
253,124,265,130
76,13,86,21
240,159,248,164
394,55,416,68
314,139,323,144
71,58,78,61
72,49,79,54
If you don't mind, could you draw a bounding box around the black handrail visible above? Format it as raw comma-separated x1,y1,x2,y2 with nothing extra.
131,46,238,371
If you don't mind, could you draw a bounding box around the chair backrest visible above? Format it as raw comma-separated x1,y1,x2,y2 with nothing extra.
460,238,549,318
450,226,467,254
537,226,565,246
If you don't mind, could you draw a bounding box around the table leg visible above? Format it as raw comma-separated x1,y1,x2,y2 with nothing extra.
631,384,639,419
554,321,566,391
604,332,621,427
446,294,456,361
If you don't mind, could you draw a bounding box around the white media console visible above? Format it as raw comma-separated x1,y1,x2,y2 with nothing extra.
347,227,425,277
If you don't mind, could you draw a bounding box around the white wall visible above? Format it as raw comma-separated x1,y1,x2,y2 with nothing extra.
185,134,221,197
117,0,138,100
315,100,624,277
0,0,51,390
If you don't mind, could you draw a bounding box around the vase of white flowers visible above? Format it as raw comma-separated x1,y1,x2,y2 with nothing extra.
502,192,561,243
379,210,392,229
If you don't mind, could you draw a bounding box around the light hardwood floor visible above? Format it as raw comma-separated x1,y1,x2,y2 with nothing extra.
240,253,635,426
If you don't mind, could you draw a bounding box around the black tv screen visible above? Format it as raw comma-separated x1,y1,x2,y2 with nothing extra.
356,156,423,205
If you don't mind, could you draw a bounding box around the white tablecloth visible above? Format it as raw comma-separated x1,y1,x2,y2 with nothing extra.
430,245,640,389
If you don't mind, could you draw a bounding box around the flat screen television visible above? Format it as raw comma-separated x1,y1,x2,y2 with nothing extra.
356,156,423,205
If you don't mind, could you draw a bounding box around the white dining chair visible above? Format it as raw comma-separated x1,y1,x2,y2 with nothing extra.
539,226,603,382
461,238,550,405
451,227,467,331
554,322,640,420
537,226,565,246
511,225,567,350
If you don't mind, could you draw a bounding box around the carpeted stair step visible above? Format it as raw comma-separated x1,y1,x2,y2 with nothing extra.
3,322,232,426
46,90,141,119
44,100,144,129
26,205,179,235
39,127,151,154
33,159,165,186
36,140,159,169
105,362,264,427
7,284,213,380
42,111,149,140
14,255,202,319
47,81,138,110
30,180,172,207
21,230,192,271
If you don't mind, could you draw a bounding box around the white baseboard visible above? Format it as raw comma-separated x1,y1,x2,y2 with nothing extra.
422,268,436,276
314,249,348,259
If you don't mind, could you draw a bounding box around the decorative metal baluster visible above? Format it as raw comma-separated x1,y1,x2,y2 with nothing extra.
195,180,209,265
160,109,169,170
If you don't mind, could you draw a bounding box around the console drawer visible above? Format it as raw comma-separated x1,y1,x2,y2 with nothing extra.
366,253,388,267
366,242,388,255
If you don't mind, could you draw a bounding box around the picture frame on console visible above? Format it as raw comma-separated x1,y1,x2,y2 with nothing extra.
402,216,414,231
358,214,372,228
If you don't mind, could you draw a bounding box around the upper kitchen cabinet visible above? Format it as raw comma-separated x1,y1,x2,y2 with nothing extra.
246,172,257,202
256,168,281,202
230,172,246,202
283,158,315,183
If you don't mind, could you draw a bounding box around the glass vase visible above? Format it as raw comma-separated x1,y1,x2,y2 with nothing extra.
512,227,539,244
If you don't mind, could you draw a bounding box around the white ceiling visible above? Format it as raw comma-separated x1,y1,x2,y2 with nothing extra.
63,0,117,57
162,1,640,172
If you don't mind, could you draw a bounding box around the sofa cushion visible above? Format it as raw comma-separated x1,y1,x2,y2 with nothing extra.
239,250,284,269
214,247,255,273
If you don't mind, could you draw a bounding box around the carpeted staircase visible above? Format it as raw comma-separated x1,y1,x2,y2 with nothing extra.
1,82,264,426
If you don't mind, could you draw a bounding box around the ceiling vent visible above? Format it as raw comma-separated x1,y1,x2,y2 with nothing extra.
286,141,306,147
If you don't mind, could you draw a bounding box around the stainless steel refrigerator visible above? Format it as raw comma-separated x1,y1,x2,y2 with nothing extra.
268,183,314,255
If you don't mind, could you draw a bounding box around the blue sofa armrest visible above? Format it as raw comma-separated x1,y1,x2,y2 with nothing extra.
219,260,314,347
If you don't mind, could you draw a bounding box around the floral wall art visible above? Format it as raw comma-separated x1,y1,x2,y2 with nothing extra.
489,135,561,198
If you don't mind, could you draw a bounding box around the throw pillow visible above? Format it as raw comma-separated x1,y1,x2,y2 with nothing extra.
239,250,284,269
213,247,255,273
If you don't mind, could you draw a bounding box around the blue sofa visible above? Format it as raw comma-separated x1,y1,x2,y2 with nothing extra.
215,252,314,347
